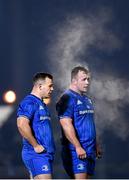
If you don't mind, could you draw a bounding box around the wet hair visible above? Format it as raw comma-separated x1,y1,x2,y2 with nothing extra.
33,72,53,85
71,66,89,81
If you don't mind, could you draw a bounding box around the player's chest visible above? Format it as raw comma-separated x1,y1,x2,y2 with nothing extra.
35,104,51,121
74,98,94,116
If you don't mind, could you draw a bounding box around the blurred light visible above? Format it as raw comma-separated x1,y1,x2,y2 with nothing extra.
3,90,16,104
43,98,51,105
0,105,14,127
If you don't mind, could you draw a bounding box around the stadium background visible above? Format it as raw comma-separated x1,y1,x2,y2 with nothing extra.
0,0,129,178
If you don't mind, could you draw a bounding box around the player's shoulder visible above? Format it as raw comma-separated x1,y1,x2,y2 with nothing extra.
56,90,75,108
57,89,75,102
20,94,38,108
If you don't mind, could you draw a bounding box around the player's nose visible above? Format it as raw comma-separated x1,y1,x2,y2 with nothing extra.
51,86,54,91
85,79,89,85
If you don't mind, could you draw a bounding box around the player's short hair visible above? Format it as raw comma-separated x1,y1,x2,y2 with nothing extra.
71,66,89,81
33,72,53,85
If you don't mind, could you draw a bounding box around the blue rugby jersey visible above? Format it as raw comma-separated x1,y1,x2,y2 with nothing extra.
17,94,55,153
56,89,96,154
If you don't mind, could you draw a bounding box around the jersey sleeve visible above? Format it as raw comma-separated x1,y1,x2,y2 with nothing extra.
17,100,35,121
56,94,74,119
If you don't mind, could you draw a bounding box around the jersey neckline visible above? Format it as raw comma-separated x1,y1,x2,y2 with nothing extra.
68,89,85,98
29,94,44,104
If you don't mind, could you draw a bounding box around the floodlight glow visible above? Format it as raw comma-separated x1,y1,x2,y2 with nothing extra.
3,90,16,104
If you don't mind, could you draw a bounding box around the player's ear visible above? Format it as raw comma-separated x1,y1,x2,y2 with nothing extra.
73,78,77,85
39,84,42,90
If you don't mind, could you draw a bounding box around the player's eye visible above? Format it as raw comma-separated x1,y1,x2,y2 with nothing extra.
49,85,53,88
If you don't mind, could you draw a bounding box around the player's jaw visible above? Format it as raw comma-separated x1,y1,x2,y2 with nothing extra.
84,85,89,91
47,89,53,97
41,90,52,99
47,91,52,97
80,85,89,93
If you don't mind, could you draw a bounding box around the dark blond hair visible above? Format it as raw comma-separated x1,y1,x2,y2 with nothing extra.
71,66,89,81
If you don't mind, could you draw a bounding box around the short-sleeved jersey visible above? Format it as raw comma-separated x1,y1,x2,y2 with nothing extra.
17,94,55,153
56,89,96,154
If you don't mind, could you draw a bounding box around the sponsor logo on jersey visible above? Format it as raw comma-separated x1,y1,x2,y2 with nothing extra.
77,100,83,105
79,109,94,114
77,163,84,170
39,105,44,110
40,116,51,121
42,165,49,171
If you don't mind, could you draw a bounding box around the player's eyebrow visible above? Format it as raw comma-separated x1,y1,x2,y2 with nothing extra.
82,76,90,80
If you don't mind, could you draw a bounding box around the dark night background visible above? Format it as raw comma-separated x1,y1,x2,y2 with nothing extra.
0,0,129,179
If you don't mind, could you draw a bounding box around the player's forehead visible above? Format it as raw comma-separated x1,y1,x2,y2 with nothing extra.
37,77,53,85
44,77,53,86
77,70,90,79
45,77,53,83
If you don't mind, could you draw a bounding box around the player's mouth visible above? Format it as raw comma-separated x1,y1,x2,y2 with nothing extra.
83,86,88,91
48,92,52,96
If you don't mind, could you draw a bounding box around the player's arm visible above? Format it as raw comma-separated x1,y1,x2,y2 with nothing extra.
60,117,87,159
17,116,45,153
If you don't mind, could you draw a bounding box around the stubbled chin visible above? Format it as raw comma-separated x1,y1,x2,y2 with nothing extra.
47,94,51,98
83,88,88,92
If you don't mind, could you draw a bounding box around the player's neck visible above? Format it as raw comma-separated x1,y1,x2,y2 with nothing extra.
69,85,82,95
31,90,42,100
